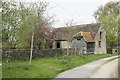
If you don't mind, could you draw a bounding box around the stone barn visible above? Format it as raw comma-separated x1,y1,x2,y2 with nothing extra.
53,23,106,54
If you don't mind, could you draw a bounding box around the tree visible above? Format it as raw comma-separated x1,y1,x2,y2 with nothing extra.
65,19,77,55
28,2,54,50
1,1,54,64
16,2,35,48
2,1,34,48
93,1,119,53
1,1,54,49
2,1,21,48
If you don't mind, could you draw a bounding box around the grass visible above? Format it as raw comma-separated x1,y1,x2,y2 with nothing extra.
2,54,116,78
118,61,120,77
106,55,119,63
119,58,120,77
0,65,1,79
0,60,1,78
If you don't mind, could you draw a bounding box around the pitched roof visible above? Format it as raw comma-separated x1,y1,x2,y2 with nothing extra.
74,32,95,42
53,23,100,40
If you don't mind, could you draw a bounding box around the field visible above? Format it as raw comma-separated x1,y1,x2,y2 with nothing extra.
2,54,116,78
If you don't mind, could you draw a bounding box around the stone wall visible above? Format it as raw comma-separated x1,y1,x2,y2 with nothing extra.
2,49,77,61
2,49,65,61
94,26,107,54
61,41,68,48
53,41,68,49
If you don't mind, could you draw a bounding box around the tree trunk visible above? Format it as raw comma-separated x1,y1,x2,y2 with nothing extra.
29,27,35,65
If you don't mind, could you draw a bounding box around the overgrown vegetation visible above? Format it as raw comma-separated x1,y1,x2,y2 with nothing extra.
2,54,116,78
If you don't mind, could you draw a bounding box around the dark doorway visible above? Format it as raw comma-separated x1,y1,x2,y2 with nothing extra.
87,42,95,54
99,41,101,47
100,32,102,39
49,45,53,49
56,42,60,48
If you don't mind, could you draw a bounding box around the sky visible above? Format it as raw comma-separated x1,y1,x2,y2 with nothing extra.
15,0,119,28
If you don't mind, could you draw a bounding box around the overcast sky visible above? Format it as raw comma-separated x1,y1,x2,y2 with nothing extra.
16,0,119,28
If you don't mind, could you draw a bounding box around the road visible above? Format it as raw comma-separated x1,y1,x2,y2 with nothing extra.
55,56,118,78
90,59,118,78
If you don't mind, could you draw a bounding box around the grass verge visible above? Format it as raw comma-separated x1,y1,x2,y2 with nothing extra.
118,58,120,78
2,54,116,78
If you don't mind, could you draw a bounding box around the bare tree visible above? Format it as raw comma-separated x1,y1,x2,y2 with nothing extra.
65,19,76,55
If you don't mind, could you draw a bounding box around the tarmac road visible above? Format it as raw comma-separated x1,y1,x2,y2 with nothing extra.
55,56,118,78
90,59,118,78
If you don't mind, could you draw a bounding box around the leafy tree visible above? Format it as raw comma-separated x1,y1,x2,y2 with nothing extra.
93,1,119,53
16,2,34,48
28,2,55,50
1,1,54,64
2,1,21,48
1,1,54,49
